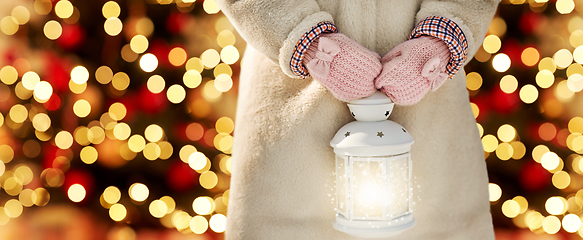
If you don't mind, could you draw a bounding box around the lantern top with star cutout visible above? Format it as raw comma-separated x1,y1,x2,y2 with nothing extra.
330,91,414,156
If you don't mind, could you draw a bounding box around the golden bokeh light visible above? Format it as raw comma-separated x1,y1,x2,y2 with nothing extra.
169,47,188,66
128,135,146,152
33,81,53,103
521,47,540,66
500,75,518,93
201,49,221,69
214,63,233,77
539,57,557,73
510,142,526,159
519,84,538,104
542,216,561,234
11,6,30,25
108,102,127,121
488,183,502,202
203,80,222,100
113,123,131,140
172,210,192,230
200,171,218,189
203,0,220,14
188,152,208,171
502,199,520,218
470,103,479,118
158,141,173,160
33,187,50,206
209,214,227,233
102,1,121,18
556,80,575,101
104,17,123,36
149,199,168,218
167,84,186,104
180,145,198,163
217,30,236,48
135,17,154,37
541,152,561,171
55,0,74,19
121,44,138,62
569,117,583,134
129,183,149,202
4,199,23,218
112,72,130,91
556,0,575,14
0,65,18,85
147,75,166,93
192,196,214,215
43,20,62,40
513,196,528,214
140,53,158,72
19,189,36,207
9,104,27,123
130,35,149,54
497,124,516,142
574,46,583,64
109,203,127,221
567,73,583,92
55,130,74,149
552,171,571,189
41,168,64,187
466,72,482,91
69,80,87,94
567,63,583,77
186,57,205,72
183,70,202,89
143,143,161,160
103,186,121,204
68,184,86,203
532,145,550,163
15,82,33,100
220,45,240,64
73,99,91,118
563,213,582,233
190,215,209,234
554,49,574,69
32,113,51,132
22,71,40,90
492,53,511,72
571,30,583,48
216,117,234,134
214,74,233,92
496,142,513,160
160,196,176,214
80,146,98,164
1,16,19,35
482,134,499,153
546,196,567,215
145,124,164,142
483,35,501,54
535,70,554,89
71,66,89,84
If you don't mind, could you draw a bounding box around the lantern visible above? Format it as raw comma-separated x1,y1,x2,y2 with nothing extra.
330,91,415,238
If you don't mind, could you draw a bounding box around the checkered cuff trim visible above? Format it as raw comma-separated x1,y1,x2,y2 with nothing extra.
290,22,338,78
410,16,468,78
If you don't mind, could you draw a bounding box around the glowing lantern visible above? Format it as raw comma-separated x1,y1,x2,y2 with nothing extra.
330,91,415,238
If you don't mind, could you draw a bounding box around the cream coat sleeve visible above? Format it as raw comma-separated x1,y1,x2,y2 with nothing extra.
416,0,500,63
216,0,334,78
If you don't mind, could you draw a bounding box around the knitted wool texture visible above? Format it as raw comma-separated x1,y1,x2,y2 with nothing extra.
375,36,451,105
303,33,382,102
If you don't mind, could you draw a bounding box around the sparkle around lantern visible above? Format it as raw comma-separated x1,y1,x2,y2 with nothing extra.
330,91,415,238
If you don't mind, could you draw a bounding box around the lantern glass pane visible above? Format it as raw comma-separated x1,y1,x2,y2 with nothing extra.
352,157,387,218
336,155,347,215
389,155,410,217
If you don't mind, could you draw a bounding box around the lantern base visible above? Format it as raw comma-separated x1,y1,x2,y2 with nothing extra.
333,213,415,238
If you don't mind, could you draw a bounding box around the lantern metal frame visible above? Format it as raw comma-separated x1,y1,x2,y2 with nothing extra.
330,91,415,238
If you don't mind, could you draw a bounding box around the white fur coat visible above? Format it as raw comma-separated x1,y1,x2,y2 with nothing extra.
217,0,500,239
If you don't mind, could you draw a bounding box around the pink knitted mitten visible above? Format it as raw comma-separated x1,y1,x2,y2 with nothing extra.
303,33,382,102
375,36,451,105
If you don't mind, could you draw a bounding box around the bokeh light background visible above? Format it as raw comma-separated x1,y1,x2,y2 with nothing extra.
0,0,583,239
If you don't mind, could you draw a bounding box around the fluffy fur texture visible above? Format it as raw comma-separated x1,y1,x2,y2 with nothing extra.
376,36,451,105
304,33,382,102
217,0,500,239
